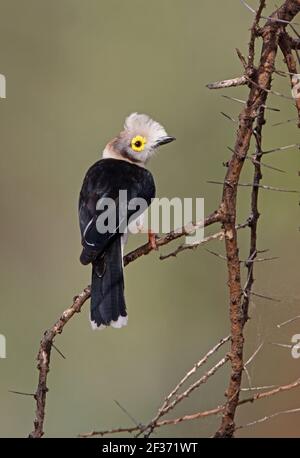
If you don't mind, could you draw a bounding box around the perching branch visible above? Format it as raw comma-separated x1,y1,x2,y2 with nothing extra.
124,210,221,266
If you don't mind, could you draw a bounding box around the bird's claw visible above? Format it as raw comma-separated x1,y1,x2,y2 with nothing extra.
148,230,158,251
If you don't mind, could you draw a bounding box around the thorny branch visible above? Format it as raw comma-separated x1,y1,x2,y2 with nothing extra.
79,375,300,437
29,0,300,439
213,0,300,438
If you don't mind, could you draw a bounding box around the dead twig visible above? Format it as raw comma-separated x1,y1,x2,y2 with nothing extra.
79,376,300,437
277,315,300,327
235,407,300,430
207,76,247,90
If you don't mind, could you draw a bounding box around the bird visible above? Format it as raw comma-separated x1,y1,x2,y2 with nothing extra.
78,113,175,330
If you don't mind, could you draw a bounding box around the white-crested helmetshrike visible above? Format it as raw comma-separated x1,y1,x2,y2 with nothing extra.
79,113,175,330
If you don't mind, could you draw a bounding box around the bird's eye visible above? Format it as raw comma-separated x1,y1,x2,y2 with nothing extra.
131,135,147,152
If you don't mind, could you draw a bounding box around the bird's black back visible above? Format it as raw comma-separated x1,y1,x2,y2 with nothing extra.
79,158,156,262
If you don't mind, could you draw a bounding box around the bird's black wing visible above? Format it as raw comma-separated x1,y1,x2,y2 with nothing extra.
79,158,155,264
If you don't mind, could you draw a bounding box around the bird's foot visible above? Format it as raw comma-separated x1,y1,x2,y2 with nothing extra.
148,230,159,251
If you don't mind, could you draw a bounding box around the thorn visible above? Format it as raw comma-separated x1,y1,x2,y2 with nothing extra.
52,343,66,359
274,68,298,77
236,48,247,68
222,95,247,104
250,291,281,302
277,315,300,328
114,400,141,427
290,23,300,40
220,112,237,123
269,342,292,349
239,0,257,14
272,118,298,126
244,256,279,263
244,342,264,367
9,390,35,397
274,69,288,78
207,181,300,193
205,249,227,260
247,156,286,173
261,144,300,155
222,95,280,111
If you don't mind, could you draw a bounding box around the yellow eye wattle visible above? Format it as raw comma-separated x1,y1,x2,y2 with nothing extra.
131,135,147,152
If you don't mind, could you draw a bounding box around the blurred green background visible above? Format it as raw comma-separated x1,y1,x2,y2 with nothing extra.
0,0,300,438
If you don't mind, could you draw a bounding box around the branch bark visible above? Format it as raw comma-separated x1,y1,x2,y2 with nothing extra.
279,31,300,126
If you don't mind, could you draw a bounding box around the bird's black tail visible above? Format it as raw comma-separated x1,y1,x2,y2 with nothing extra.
90,237,127,329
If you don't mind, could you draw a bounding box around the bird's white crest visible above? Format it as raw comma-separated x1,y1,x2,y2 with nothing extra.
124,113,168,144
103,113,173,165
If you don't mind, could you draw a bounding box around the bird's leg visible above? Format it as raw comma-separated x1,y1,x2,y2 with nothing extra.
148,229,158,251
128,214,159,250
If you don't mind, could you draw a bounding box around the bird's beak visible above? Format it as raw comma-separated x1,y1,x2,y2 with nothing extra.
155,136,176,148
